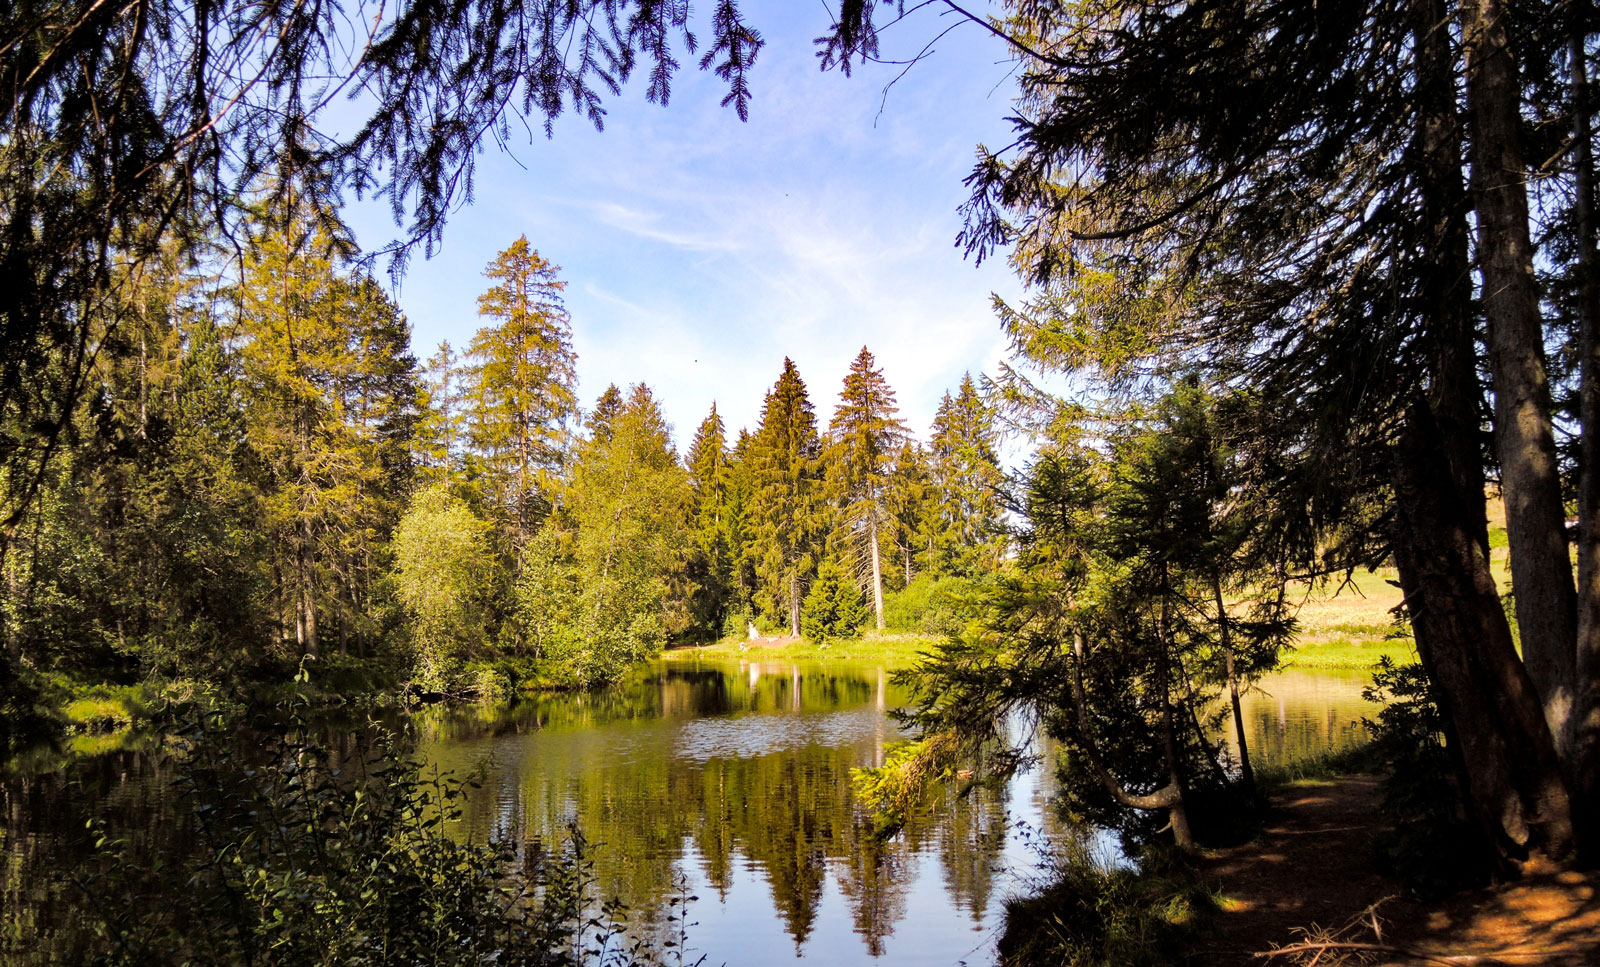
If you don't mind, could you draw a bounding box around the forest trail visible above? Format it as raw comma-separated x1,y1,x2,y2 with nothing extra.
1196,775,1600,965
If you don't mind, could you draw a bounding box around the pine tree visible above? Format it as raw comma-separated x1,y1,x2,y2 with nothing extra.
586,384,624,444
465,236,578,544
927,374,1005,575
825,347,908,630
235,221,420,659
748,358,824,636
686,403,735,637
417,341,464,477
883,441,932,589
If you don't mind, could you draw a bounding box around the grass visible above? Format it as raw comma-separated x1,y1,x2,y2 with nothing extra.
1255,741,1381,793
59,684,155,733
662,630,941,666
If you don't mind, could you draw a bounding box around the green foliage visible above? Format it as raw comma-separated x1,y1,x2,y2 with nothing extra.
747,358,825,635
511,386,689,686
77,688,680,966
800,559,868,641
465,236,578,540
998,845,1214,967
881,572,977,637
393,484,496,688
924,374,1006,575
1362,657,1492,896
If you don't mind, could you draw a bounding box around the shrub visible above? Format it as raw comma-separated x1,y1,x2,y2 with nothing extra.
881,573,975,636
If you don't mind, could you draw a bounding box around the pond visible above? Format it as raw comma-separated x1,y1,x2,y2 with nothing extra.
1,660,1377,966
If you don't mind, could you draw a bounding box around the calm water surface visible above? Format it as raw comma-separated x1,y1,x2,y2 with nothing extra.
1,660,1374,966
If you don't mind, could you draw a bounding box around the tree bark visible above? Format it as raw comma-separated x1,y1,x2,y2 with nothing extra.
1460,0,1578,742
869,513,885,631
790,571,801,637
1568,0,1600,862
1392,404,1573,870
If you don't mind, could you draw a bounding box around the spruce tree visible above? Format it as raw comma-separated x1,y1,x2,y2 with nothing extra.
465,236,578,545
927,374,1005,575
586,384,624,444
748,358,823,636
825,347,908,630
686,403,735,637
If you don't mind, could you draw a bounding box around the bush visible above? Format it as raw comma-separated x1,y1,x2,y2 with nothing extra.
882,573,976,636
801,560,869,641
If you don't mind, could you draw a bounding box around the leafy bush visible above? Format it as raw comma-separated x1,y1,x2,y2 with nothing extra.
801,560,869,641
78,670,683,966
881,573,976,636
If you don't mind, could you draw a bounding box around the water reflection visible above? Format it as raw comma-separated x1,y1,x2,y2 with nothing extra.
2,661,1378,966
413,660,1024,964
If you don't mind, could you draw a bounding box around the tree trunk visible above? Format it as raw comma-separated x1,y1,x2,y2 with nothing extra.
1155,592,1194,850
1414,0,1491,552
1392,404,1574,870
299,521,319,659
869,515,885,631
1568,0,1600,862
1460,0,1578,742
1214,575,1255,793
790,572,801,637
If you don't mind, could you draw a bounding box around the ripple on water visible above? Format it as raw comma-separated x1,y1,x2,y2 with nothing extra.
673,707,908,760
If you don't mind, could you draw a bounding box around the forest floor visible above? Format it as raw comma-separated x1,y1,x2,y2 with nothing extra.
1196,775,1600,966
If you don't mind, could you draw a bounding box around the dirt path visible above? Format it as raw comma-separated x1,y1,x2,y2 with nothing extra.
1196,777,1390,964
1196,776,1600,965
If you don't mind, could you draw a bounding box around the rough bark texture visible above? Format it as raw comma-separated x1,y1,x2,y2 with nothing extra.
868,514,885,631
1460,0,1578,740
1569,0,1600,862
1393,405,1574,869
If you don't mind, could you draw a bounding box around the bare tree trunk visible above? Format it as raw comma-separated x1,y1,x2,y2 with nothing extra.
790,572,801,638
1214,575,1255,793
1393,404,1574,870
868,515,885,631
1460,0,1578,741
1568,0,1600,862
300,520,319,659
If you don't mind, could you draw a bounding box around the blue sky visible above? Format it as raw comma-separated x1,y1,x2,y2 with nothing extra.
344,1,1025,446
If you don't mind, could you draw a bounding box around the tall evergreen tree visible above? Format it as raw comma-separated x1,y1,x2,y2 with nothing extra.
825,347,908,630
749,358,823,636
465,236,577,544
686,403,735,637
417,341,464,477
927,374,1005,575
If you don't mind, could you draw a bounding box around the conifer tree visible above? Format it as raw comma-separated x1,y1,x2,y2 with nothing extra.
686,403,735,636
727,427,761,619
825,347,908,630
748,359,823,636
586,384,624,444
235,221,420,659
927,374,1005,575
417,341,464,476
883,441,932,588
465,236,577,544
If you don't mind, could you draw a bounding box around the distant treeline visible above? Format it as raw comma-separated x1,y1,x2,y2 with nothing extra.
0,211,1006,708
